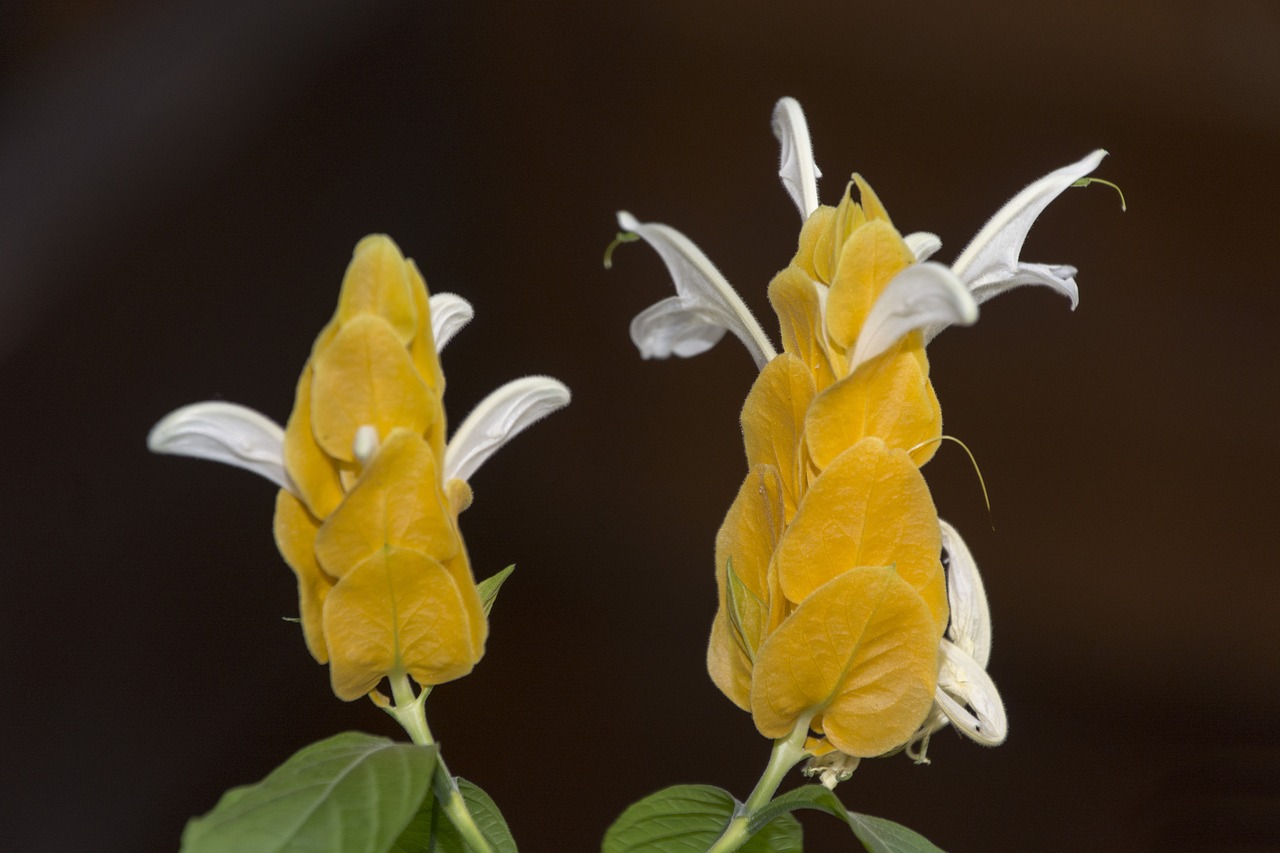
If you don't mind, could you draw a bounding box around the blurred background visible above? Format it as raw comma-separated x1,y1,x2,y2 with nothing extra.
2,1,1278,850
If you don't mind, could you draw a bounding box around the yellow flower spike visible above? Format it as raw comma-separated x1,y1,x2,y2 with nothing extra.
335,234,419,344
773,436,948,632
804,340,942,470
281,358,346,518
740,353,815,519
310,314,434,463
750,565,939,758
273,490,336,663
322,546,479,700
825,218,914,350
767,267,841,391
440,546,487,654
314,428,459,578
708,609,754,712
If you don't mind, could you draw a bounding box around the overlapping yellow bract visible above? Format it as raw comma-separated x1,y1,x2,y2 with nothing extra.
710,184,949,757
273,235,485,701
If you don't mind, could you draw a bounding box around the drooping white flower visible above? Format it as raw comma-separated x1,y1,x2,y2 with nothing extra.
907,520,1007,762
148,292,570,491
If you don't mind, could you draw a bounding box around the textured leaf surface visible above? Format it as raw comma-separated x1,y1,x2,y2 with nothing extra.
181,732,435,853
749,786,945,853
603,785,800,853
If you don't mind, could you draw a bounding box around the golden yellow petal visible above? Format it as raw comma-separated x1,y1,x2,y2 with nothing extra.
406,259,447,462
439,542,486,657
335,235,418,343
768,267,841,392
444,477,474,516
314,428,459,577
741,353,815,519
851,174,893,227
804,339,942,470
750,566,939,757
273,490,336,664
773,437,947,632
310,314,432,463
825,219,913,350
707,607,753,712
281,358,344,518
323,547,479,701
792,205,837,285
715,464,786,610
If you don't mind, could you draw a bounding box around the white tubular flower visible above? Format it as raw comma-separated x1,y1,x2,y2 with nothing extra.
926,150,1108,342
771,96,822,220
148,296,568,493
847,263,978,375
907,520,1006,762
619,211,777,369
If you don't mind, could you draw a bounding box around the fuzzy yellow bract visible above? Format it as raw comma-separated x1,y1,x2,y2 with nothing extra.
273,235,485,701
710,184,948,757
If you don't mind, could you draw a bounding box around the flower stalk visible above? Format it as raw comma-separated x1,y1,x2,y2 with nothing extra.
707,715,813,853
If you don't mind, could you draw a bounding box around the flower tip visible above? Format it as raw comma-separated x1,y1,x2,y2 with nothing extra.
146,400,294,493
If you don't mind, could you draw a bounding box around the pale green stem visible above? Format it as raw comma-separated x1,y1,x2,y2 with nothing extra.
385,671,493,853
707,716,813,853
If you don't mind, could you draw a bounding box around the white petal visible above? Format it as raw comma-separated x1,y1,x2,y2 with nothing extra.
147,401,294,493
630,295,728,359
935,640,1007,746
618,211,776,369
904,231,942,263
847,262,978,374
444,376,571,482
951,149,1106,299
967,261,1079,310
771,97,822,220
428,293,474,352
939,520,992,667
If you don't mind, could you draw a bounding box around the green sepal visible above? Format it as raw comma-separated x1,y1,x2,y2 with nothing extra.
749,785,945,853
603,784,801,852
477,565,515,618
181,731,436,853
393,776,516,853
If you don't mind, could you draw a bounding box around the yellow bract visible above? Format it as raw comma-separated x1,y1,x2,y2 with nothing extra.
275,235,487,700
709,180,949,758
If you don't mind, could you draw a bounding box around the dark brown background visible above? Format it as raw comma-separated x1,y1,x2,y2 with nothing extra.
2,1,1277,851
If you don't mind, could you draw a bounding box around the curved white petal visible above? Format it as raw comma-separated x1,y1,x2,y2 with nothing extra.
147,401,294,493
428,293,474,352
771,97,822,220
904,231,942,263
939,520,991,666
968,261,1079,309
951,149,1106,298
617,211,776,369
936,640,1007,746
630,295,729,359
444,376,571,482
848,262,978,373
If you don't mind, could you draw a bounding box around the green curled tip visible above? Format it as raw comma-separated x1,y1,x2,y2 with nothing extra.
603,231,640,269
1072,177,1127,212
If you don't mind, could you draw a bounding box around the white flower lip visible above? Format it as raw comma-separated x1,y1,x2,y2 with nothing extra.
617,211,777,369
847,262,978,374
442,375,571,483
147,401,296,494
428,292,474,352
771,96,822,220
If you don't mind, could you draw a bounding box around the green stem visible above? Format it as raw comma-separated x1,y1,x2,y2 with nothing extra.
707,716,813,853
384,672,494,853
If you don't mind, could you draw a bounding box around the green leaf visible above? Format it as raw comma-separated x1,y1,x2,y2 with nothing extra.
603,785,738,853
741,813,802,853
477,565,515,618
846,813,945,853
182,731,436,853
749,786,945,853
396,777,517,853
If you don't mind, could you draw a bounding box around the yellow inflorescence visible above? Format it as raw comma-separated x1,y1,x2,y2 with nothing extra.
273,235,485,701
709,184,949,758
